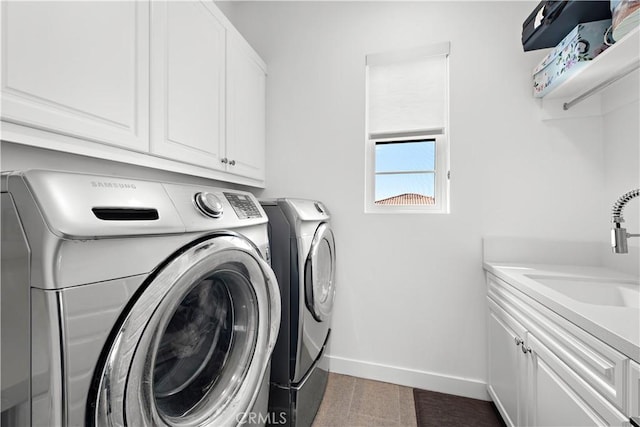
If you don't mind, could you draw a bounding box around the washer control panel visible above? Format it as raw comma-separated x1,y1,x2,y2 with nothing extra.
224,192,262,219
194,192,224,218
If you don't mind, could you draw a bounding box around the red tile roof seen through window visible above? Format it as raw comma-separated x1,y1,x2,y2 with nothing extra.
375,193,435,205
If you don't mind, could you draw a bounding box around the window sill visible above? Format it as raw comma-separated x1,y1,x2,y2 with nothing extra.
364,205,450,214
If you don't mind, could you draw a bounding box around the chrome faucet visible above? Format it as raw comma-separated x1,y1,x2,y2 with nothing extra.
611,188,640,254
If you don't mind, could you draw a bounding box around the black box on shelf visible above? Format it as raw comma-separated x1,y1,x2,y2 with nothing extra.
522,0,612,52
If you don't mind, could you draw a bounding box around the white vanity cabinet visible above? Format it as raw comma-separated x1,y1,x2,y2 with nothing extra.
1,1,150,152
527,333,628,426
630,361,640,418
527,335,600,427
487,299,528,427
487,273,633,426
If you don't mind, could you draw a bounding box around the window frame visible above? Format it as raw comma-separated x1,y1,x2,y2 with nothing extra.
364,43,450,214
365,129,449,214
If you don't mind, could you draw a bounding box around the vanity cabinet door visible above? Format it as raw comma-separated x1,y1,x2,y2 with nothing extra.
1,1,149,151
630,361,640,418
527,333,628,427
487,299,528,427
150,1,226,170
225,33,267,181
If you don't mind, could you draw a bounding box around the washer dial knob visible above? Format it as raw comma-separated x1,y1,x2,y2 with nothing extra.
194,192,223,218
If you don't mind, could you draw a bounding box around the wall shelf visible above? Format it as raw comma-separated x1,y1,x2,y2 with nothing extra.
544,26,639,101
538,26,640,119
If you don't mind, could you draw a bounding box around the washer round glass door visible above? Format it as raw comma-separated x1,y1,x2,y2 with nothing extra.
304,223,336,322
90,234,280,427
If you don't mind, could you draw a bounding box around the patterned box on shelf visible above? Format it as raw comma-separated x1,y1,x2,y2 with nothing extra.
532,19,612,98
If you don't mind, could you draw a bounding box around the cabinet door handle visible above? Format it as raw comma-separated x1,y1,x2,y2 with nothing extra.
521,345,531,354
229,160,236,166
514,337,524,346
221,157,228,164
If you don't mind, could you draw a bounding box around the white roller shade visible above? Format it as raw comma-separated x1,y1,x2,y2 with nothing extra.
367,44,449,137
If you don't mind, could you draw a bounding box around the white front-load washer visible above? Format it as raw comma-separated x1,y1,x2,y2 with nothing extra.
260,199,336,427
0,170,280,427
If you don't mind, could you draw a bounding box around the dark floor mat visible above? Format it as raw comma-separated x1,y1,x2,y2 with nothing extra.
413,388,506,427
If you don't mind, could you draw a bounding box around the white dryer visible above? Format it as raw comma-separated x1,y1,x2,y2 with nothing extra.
0,170,280,426
260,199,336,427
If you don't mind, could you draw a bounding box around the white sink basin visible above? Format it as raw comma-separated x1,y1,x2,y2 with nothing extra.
525,275,640,309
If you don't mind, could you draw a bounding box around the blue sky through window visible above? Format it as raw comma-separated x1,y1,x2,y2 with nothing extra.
375,140,436,201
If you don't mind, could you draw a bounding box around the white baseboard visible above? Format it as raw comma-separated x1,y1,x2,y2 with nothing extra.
327,355,490,401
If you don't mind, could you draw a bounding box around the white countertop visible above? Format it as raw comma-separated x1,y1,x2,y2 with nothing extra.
484,262,640,363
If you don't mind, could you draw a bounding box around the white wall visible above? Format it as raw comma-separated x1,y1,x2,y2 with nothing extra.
222,1,610,398
601,71,640,275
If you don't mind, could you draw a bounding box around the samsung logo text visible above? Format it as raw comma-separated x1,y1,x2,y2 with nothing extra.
91,181,137,189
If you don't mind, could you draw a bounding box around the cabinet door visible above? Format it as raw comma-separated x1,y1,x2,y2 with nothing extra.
225,33,267,181
527,333,628,427
150,1,226,169
487,299,527,427
630,361,640,417
1,1,149,151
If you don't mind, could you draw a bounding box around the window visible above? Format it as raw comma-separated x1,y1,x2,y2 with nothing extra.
365,43,450,213
375,138,436,205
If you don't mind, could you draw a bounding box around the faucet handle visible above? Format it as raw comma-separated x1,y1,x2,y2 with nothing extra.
612,225,629,254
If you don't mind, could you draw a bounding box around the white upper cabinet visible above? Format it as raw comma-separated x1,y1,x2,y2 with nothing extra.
1,1,150,151
150,1,226,170
1,1,267,187
225,33,267,181
150,3,267,182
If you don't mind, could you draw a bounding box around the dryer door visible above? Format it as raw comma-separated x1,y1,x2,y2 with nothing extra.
88,233,280,427
304,223,336,322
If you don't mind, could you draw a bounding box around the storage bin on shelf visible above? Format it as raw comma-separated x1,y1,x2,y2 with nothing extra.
611,0,640,42
532,19,612,98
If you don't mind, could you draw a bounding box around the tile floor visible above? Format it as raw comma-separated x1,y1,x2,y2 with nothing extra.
312,373,417,427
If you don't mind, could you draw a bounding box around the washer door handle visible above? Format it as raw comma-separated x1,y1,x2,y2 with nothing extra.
256,256,281,356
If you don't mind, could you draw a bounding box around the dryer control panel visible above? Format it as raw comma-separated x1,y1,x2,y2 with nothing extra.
161,183,267,231
224,193,262,219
